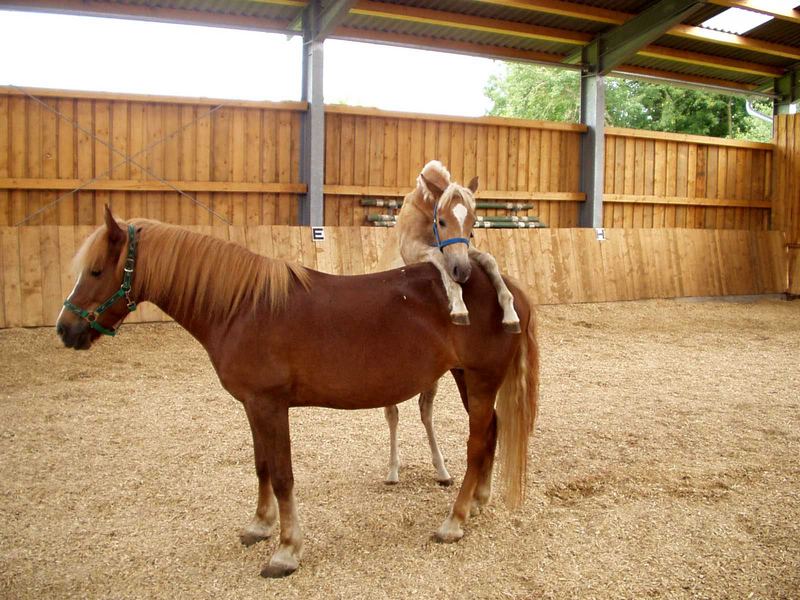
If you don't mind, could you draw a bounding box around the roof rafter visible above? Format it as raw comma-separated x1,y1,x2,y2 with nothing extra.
638,45,784,78
332,26,574,66
565,0,707,75
472,0,800,62
469,0,626,24
350,0,592,44
350,1,784,80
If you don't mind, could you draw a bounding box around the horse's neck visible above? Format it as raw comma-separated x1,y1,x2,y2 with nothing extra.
398,191,435,251
133,232,220,343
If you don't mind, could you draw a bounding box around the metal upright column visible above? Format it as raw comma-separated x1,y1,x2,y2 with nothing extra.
579,53,605,228
299,1,325,227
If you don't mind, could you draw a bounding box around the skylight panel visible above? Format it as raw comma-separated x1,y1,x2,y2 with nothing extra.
700,7,772,35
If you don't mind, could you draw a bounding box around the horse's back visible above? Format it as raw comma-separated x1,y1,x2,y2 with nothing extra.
221,261,528,409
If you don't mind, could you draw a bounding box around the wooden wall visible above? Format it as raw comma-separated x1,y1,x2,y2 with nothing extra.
0,88,306,227
0,226,786,328
1,88,778,233
323,105,585,227
773,115,800,294
604,128,773,230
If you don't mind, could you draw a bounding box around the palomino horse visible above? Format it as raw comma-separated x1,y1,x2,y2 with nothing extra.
57,208,539,578
377,160,521,485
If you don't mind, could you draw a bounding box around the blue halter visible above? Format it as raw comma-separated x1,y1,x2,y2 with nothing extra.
432,200,470,252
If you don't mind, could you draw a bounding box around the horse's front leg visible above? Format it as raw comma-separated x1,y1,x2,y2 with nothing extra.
468,248,521,333
423,249,470,325
246,399,303,578
240,403,279,546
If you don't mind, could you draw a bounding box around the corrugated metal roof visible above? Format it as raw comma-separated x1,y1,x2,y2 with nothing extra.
8,0,800,94
656,35,796,69
625,55,768,87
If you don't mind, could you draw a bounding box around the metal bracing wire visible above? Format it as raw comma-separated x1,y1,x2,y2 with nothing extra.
10,84,233,226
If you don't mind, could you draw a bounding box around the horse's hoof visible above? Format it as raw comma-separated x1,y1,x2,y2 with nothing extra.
451,313,470,326
503,321,522,334
384,479,399,486
432,527,464,544
436,477,454,487
239,521,274,547
260,562,297,579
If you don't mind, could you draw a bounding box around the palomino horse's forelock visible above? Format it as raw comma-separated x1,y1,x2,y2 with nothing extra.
438,183,476,213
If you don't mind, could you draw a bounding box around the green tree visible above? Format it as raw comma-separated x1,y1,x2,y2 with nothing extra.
484,63,772,142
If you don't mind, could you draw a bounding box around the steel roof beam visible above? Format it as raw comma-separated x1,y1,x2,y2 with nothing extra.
774,70,800,112
564,0,706,75
288,0,357,38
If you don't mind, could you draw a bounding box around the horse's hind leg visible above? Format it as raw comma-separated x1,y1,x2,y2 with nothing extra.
419,381,453,485
435,375,498,543
240,404,278,546
384,404,401,484
449,369,495,512
473,411,497,513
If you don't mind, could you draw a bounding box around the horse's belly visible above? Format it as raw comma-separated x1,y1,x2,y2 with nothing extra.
290,363,448,410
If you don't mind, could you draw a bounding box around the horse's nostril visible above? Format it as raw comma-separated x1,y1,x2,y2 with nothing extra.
56,324,65,337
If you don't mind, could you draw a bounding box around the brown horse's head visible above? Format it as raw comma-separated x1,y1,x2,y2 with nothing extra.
56,207,136,350
421,173,478,284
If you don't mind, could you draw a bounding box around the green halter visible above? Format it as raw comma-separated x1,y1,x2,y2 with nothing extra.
63,224,138,337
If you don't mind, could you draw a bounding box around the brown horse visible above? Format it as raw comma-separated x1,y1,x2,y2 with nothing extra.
56,208,539,578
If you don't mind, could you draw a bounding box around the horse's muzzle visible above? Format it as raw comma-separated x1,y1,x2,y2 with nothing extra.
57,321,97,350
451,261,472,284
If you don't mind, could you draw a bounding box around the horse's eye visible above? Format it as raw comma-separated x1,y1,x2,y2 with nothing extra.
470,232,474,238
438,219,446,228
90,269,102,277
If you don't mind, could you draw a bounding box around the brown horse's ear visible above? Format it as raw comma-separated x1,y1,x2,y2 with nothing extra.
104,205,124,244
467,176,479,194
421,174,444,198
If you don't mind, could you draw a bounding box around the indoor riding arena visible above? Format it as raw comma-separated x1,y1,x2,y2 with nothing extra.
2,1,800,599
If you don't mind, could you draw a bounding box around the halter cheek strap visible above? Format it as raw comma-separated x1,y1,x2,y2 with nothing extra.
62,224,138,337
432,201,470,252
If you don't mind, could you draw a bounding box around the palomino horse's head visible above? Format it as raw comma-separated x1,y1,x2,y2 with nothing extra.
57,207,138,350
421,173,479,284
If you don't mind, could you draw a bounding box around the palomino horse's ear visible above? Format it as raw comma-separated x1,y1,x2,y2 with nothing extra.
104,205,124,244
467,176,479,194
420,174,445,198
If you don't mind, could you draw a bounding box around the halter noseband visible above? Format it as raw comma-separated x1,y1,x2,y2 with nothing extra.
62,224,138,337
432,200,470,252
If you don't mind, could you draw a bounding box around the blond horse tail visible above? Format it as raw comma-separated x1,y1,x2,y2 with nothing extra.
495,300,539,509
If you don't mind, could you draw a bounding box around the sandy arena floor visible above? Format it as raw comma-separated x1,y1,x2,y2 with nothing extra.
1,299,799,599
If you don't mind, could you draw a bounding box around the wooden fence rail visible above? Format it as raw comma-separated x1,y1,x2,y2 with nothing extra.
0,226,786,329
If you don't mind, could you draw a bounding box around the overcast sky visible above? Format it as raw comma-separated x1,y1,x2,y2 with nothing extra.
0,10,502,116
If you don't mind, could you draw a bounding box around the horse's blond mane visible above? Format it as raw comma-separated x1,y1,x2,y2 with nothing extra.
77,219,311,322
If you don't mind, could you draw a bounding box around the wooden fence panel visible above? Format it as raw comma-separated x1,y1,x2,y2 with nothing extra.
604,128,773,231
322,106,586,228
0,89,306,227
0,225,785,329
773,115,800,294
2,88,783,236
